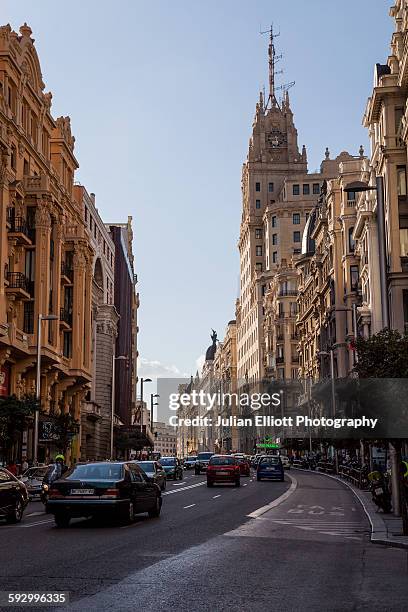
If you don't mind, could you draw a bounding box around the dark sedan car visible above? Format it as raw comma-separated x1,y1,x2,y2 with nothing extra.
0,467,29,523
183,456,197,470
257,456,284,482
46,461,162,527
194,452,214,474
159,457,183,480
136,461,167,490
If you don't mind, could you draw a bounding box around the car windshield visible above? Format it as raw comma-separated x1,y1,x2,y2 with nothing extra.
160,458,176,466
138,462,155,472
260,457,280,466
186,457,197,461
209,457,236,466
65,464,123,480
198,453,213,460
23,468,47,478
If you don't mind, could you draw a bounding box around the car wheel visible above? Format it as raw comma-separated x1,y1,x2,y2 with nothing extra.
54,513,70,528
207,481,213,487
127,501,135,523
235,479,240,487
179,472,183,480
148,496,161,518
6,497,24,524
173,473,177,480
161,479,166,491
257,476,261,481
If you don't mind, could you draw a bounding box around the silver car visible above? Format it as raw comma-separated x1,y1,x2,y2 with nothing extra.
19,466,48,498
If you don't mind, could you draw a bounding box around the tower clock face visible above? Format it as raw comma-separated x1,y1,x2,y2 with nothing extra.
266,129,287,148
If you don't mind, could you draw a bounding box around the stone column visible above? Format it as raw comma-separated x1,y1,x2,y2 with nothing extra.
34,201,51,337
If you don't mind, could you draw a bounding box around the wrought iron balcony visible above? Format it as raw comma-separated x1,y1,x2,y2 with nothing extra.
59,307,73,328
7,217,32,245
278,289,298,297
61,261,74,283
5,272,30,298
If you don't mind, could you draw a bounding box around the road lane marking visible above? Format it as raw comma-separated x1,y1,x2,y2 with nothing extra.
183,504,196,509
247,473,297,519
26,511,46,517
162,481,206,496
243,484,247,487
172,482,187,486
212,495,221,499
21,519,54,528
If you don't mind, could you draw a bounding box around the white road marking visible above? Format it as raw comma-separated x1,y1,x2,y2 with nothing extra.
26,511,46,517
212,495,221,499
163,481,206,496
247,473,297,519
172,482,187,486
21,519,54,528
243,484,248,487
183,504,196,509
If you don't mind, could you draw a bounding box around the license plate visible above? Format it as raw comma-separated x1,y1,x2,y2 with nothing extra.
374,487,383,495
216,471,228,475
266,467,276,471
71,488,95,495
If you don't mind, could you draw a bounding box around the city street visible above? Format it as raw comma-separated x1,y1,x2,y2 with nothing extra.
0,470,407,611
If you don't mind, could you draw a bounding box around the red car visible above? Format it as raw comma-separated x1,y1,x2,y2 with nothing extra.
206,455,241,487
237,457,251,476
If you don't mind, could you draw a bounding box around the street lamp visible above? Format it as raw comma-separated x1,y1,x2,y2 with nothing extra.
139,378,152,432
150,393,159,433
344,179,388,328
110,354,127,460
33,313,59,466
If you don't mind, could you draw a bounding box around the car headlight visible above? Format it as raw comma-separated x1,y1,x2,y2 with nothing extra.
43,484,49,491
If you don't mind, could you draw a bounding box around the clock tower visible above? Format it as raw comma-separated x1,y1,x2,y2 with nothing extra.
237,27,308,387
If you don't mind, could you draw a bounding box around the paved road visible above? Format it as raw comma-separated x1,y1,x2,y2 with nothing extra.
1,470,407,611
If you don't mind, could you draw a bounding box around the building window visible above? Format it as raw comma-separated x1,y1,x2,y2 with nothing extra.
397,166,407,196
303,184,310,195
10,145,17,170
293,213,300,225
255,182,261,192
313,183,320,194
347,190,356,202
256,262,263,272
255,200,261,209
255,228,262,239
293,184,300,196
348,227,355,252
272,216,277,227
63,332,72,358
272,233,278,245
23,159,29,176
268,182,274,192
256,246,263,256
272,251,278,263
261,284,266,296
350,265,359,291
293,231,301,243
293,248,301,254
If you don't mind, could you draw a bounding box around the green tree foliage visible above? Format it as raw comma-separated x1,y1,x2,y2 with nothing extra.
355,329,408,378
0,395,39,461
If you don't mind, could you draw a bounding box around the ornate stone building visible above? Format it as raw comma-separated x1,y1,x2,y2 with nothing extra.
74,185,118,460
357,0,408,335
0,24,93,462
296,158,365,384
236,30,357,397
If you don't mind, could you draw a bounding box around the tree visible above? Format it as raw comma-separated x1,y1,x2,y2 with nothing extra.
355,329,408,535
53,412,80,455
0,395,39,463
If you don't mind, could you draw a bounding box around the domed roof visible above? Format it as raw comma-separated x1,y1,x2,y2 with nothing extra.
205,343,216,361
301,207,317,255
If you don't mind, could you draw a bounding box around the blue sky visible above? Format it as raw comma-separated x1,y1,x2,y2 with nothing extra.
5,0,393,381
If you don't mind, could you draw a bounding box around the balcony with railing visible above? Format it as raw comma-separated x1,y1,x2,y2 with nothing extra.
59,307,73,329
5,272,30,299
278,289,298,297
7,217,32,245
61,261,74,284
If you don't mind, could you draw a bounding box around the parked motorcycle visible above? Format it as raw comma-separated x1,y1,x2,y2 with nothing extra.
368,471,392,513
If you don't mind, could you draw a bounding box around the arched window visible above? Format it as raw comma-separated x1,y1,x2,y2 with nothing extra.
348,227,355,252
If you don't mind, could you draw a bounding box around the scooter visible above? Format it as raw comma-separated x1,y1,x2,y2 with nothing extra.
368,471,392,513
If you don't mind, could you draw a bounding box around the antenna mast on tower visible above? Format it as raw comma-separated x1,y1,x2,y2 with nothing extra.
260,24,282,109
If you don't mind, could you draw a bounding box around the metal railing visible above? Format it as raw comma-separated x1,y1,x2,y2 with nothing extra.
6,271,29,291
60,307,73,326
338,465,369,490
61,261,74,281
278,289,298,296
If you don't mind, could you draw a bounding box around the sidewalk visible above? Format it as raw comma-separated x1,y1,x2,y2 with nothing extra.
294,468,408,550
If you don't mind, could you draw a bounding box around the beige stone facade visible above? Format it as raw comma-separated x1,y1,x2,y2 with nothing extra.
0,24,93,462
358,0,408,334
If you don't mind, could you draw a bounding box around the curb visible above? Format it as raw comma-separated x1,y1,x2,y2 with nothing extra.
293,468,408,550
247,472,298,518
